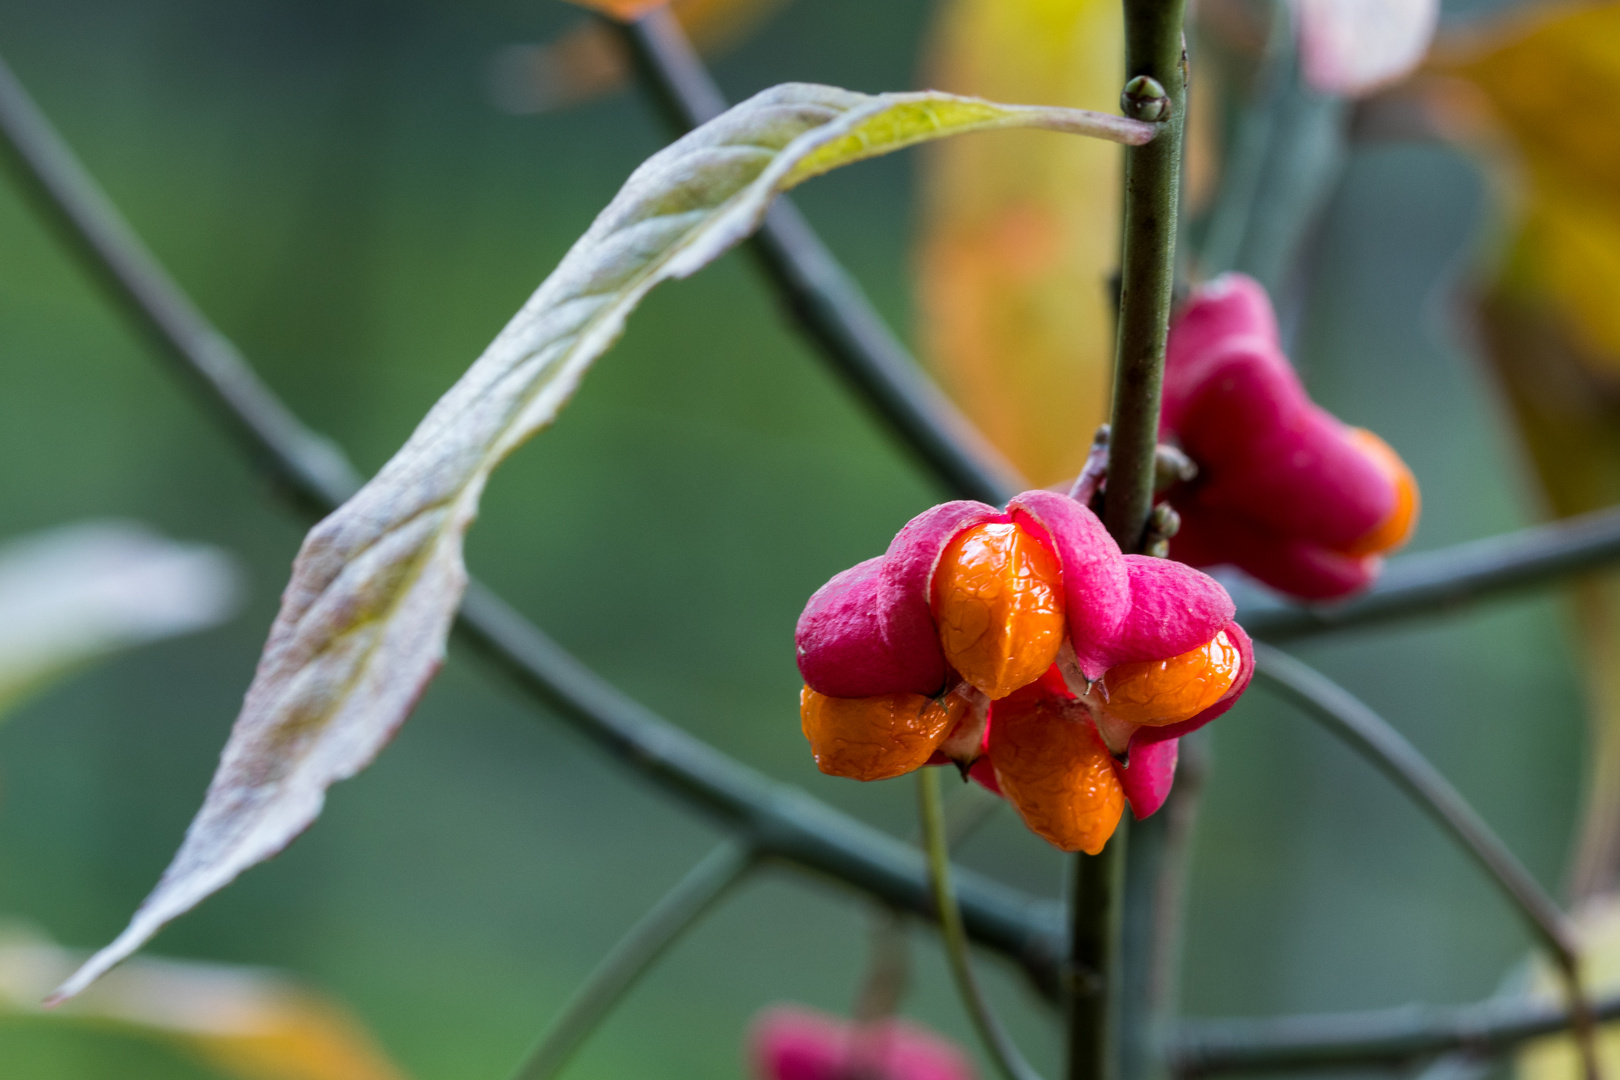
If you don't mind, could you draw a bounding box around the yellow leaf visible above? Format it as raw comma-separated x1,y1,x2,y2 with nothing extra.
914,0,1125,488
1436,2,1620,901
0,925,405,1080
1438,1,1620,363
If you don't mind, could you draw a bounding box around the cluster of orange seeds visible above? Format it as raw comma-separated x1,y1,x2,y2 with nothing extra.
800,519,1241,853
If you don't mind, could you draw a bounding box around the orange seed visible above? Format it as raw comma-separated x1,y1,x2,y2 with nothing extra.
800,686,968,782
1341,428,1420,557
986,683,1123,854
930,522,1066,700
1098,630,1241,728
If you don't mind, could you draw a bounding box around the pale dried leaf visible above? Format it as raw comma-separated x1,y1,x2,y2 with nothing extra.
915,0,1125,487
1293,0,1440,96
0,923,404,1080
52,83,1154,1003
0,521,240,714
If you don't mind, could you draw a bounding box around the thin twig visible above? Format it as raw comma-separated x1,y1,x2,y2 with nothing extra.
1076,4,1190,1080
1120,740,1210,1080
612,6,1022,508
1169,984,1620,1077
1069,830,1129,1080
510,840,756,1080
1252,643,1600,1071
1103,0,1187,553
918,767,1049,1080
0,43,1069,994
1196,0,1291,278
1252,645,1577,962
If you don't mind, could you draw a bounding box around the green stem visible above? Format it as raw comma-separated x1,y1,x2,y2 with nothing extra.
1103,0,1187,552
1252,645,1602,1080
1067,830,1129,1080
918,768,1047,1080
510,840,755,1080
1251,646,1578,964
1087,5,1187,1080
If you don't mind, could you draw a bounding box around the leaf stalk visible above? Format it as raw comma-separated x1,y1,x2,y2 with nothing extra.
918,767,1048,1080
510,840,755,1080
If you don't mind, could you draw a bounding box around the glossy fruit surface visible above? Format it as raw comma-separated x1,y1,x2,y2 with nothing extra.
929,521,1065,700
799,686,968,782
1098,629,1241,727
1340,427,1420,556
986,683,1123,853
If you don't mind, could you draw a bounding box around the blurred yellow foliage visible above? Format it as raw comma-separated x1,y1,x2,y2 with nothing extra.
0,925,406,1080
1439,1,1620,364
915,0,1124,487
1435,1,1620,903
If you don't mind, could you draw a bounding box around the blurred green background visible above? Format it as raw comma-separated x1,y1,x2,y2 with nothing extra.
0,0,1587,1077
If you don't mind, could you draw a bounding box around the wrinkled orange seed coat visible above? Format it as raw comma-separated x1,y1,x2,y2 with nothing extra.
987,684,1123,854
1341,428,1420,557
800,687,968,782
1099,630,1241,727
930,522,1066,700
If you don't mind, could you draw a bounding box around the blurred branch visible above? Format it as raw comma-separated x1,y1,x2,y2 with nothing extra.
510,840,756,1080
0,45,1067,995
612,6,1023,507
0,54,357,519
918,767,1048,1080
1076,4,1190,1079
1120,740,1209,1080
1169,984,1620,1077
1197,0,1291,278
1252,645,1579,967
1253,645,1601,1074
1238,504,1620,640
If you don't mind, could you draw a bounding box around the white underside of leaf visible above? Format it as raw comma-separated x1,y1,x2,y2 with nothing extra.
50,83,1153,1003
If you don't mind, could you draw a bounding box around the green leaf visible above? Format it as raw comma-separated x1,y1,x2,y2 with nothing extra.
51,82,1154,1002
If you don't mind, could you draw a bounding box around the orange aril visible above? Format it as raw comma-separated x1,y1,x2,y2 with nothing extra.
1341,428,1420,557
1098,630,1240,727
985,683,1123,854
930,522,1065,700
800,686,969,782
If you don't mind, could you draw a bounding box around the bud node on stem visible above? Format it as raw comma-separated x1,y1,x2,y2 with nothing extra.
1120,75,1170,122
